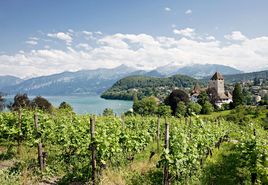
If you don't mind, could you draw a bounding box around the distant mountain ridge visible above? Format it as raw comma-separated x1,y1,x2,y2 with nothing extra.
0,75,23,89
1,65,140,95
0,63,258,96
218,70,268,83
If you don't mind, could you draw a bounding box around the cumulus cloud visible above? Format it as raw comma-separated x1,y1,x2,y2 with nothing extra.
47,32,73,44
76,43,92,50
1,30,268,78
165,7,171,12
173,28,195,38
206,36,215,41
26,40,38,45
82,31,93,36
95,31,102,35
224,31,247,41
29,37,39,40
185,9,192,15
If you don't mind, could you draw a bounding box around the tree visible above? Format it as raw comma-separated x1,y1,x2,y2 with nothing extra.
133,96,158,115
260,94,268,105
132,92,139,113
0,93,5,112
232,83,244,108
59,101,73,111
10,93,31,111
165,89,189,115
197,91,214,114
242,88,253,105
197,91,209,106
207,87,218,105
103,108,114,117
187,102,202,115
202,101,214,114
176,101,187,117
156,104,172,117
31,96,53,113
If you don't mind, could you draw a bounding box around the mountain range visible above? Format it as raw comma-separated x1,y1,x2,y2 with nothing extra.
0,64,250,96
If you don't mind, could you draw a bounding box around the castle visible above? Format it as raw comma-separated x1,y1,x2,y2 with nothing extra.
190,72,232,107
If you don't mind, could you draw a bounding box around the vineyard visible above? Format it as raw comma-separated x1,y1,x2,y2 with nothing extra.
0,108,268,184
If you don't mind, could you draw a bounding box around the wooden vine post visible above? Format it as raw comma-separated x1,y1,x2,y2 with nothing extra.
163,118,170,185
157,117,160,153
34,113,44,171
90,116,96,185
121,114,125,130
17,110,22,155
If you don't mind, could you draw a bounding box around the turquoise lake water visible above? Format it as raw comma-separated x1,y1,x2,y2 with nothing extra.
5,95,133,115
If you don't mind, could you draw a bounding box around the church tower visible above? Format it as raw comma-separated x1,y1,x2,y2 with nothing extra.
208,72,224,95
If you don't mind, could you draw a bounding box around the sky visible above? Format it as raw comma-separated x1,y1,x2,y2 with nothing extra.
0,0,268,78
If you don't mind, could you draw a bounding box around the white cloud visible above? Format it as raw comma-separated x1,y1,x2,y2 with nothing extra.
82,31,93,36
68,29,74,33
185,9,192,15
206,36,215,41
76,43,92,50
224,31,247,41
165,7,171,12
173,28,195,38
1,30,268,78
47,32,73,44
95,31,102,35
171,24,176,28
26,40,38,45
29,37,39,40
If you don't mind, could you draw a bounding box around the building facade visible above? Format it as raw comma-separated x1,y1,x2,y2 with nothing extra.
208,72,232,107
190,72,232,107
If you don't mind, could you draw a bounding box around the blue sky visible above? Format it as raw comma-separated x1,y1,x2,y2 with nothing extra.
0,0,268,77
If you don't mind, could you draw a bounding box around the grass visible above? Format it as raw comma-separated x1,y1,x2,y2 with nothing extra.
99,142,162,185
201,142,251,185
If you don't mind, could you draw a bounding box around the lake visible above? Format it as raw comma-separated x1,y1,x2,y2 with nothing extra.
5,95,133,115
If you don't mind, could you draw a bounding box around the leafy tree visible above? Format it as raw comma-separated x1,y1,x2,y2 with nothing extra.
10,93,31,111
133,96,158,115
197,91,209,106
156,104,172,117
232,83,244,108
176,101,187,117
103,108,114,117
207,87,219,105
31,96,53,113
59,101,73,111
197,91,214,114
187,102,202,115
242,88,253,105
165,89,189,115
0,93,5,112
201,101,214,114
132,92,139,112
259,94,268,105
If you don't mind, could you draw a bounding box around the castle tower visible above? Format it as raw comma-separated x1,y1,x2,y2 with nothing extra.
208,72,224,95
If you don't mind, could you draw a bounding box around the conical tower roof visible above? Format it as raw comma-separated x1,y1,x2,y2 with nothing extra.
192,83,201,94
211,72,224,80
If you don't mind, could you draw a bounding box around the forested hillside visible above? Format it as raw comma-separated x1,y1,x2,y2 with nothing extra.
101,74,201,100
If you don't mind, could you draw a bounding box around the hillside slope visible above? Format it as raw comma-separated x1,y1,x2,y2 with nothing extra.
202,70,268,83
0,76,22,90
101,74,201,100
